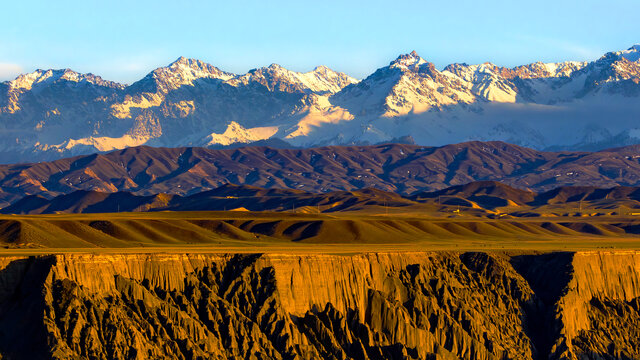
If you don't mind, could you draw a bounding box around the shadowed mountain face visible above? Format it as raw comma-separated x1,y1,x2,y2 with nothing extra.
5,141,640,208
9,180,640,216
0,252,637,359
411,181,538,208
411,181,640,209
0,184,417,215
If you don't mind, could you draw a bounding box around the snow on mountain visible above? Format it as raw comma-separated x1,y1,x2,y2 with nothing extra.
289,46,640,149
331,51,475,118
0,57,359,161
203,121,279,146
1,46,640,162
612,45,640,62
110,57,237,119
443,63,519,102
39,134,152,153
389,50,429,69
305,65,359,93
8,69,123,91
226,63,358,94
132,56,235,93
2,69,123,115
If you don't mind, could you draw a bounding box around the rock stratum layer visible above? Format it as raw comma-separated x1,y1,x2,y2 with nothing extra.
0,251,637,359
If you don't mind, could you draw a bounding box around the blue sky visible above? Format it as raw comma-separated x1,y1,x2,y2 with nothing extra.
1,0,638,83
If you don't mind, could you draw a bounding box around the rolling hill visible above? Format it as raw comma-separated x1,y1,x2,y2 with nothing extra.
4,141,640,207
7,180,640,217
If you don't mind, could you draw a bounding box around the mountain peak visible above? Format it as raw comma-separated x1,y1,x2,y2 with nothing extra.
244,63,289,75
266,63,287,71
600,45,640,63
167,56,217,70
8,68,122,91
172,56,189,64
312,65,331,73
232,63,357,94
619,45,640,62
135,57,235,93
390,51,428,69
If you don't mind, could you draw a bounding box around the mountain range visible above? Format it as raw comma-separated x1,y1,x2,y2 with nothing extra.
0,184,411,214
1,46,640,162
4,141,640,208
8,179,640,216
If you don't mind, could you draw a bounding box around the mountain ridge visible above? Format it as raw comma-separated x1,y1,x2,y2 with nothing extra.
1,46,640,161
2,141,640,208
10,179,640,215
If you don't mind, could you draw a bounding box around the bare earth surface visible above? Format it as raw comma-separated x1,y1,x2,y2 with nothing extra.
0,210,638,359
9,141,640,208
2,210,640,254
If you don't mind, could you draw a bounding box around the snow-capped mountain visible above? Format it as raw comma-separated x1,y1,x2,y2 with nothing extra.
227,63,357,94
0,46,640,162
303,46,640,149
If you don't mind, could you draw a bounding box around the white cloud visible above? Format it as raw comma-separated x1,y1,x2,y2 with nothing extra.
0,63,23,81
508,34,605,63
89,53,168,84
558,43,604,61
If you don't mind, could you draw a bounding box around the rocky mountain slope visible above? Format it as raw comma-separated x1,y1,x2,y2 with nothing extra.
412,180,640,208
1,46,640,162
0,252,637,359
4,141,640,208
11,179,640,215
0,184,416,215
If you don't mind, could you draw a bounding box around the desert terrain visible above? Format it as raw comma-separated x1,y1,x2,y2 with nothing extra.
0,202,635,359
2,208,640,253
0,179,639,359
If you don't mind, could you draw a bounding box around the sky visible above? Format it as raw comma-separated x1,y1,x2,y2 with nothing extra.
1,0,638,83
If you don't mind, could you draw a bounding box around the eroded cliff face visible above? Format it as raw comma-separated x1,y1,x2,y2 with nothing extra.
0,251,636,359
551,252,640,360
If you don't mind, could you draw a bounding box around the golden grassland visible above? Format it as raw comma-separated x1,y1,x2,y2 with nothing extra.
2,205,640,255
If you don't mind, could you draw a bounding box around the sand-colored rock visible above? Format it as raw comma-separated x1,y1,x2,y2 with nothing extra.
550,251,640,359
0,251,636,359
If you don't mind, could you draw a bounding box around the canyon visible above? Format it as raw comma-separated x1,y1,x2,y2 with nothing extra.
0,251,637,359
0,207,636,359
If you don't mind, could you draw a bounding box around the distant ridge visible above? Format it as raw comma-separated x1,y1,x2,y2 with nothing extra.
4,141,640,208
7,180,640,215
0,184,415,214
411,181,537,208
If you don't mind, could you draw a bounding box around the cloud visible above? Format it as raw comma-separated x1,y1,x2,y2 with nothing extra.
508,34,605,62
88,52,170,84
557,43,604,61
0,63,23,81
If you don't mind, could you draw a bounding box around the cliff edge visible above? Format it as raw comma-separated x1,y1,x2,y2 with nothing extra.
0,252,636,359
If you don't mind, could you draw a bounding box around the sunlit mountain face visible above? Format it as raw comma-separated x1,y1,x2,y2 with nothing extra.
1,46,640,163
